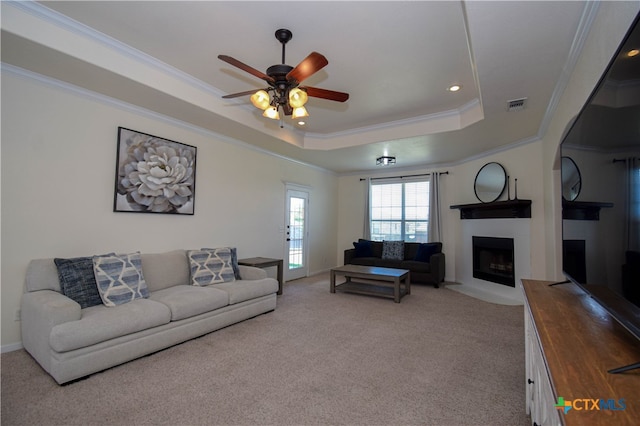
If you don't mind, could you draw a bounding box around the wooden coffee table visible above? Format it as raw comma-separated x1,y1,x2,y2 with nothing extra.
330,265,410,303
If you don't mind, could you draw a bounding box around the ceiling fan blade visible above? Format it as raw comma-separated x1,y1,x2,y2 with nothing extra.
218,55,275,83
286,52,328,84
222,89,266,99
302,86,349,102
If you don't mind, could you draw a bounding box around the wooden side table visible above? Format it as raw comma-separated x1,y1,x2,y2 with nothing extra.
238,257,284,295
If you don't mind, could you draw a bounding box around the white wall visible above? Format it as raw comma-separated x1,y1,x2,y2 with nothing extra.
0,71,339,349
447,142,546,284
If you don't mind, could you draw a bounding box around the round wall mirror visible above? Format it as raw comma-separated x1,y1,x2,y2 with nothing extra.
561,156,581,201
474,162,507,203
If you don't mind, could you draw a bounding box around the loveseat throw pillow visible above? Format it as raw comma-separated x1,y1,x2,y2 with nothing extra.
415,243,440,262
353,240,373,258
93,252,149,307
188,248,236,286
382,240,405,260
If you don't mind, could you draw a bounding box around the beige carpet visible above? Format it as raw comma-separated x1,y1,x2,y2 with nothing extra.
1,273,528,425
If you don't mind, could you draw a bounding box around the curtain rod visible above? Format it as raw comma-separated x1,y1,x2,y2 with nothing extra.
359,171,448,181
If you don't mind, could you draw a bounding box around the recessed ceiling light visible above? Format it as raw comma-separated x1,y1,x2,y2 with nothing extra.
628,49,639,57
447,84,462,92
297,121,306,126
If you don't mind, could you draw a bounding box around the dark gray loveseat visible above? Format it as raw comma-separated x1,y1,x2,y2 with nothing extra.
344,240,445,287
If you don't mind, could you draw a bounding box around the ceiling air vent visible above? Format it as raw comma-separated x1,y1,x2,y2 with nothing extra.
507,98,527,112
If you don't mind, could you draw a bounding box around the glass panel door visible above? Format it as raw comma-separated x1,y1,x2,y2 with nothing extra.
285,188,309,281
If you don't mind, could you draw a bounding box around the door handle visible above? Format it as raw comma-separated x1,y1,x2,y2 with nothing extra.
286,238,291,241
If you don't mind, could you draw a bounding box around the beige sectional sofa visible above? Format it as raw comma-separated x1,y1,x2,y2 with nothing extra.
21,249,279,384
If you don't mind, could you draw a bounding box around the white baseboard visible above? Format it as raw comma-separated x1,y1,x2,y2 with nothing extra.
309,267,333,276
447,281,524,306
1,342,24,353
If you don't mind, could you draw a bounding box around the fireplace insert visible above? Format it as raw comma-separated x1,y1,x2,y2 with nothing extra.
472,236,515,287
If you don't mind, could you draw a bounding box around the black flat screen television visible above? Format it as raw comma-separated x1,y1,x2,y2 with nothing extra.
560,12,640,374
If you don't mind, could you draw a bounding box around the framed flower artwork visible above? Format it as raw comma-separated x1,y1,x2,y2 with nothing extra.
114,127,196,215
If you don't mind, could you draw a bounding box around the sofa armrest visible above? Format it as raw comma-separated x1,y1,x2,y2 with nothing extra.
430,252,446,283
238,265,268,280
344,248,356,265
21,290,81,368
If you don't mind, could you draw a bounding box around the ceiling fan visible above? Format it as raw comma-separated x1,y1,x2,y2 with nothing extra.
218,28,349,124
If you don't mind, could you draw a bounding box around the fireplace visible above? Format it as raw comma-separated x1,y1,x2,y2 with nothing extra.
473,236,515,287
563,239,586,284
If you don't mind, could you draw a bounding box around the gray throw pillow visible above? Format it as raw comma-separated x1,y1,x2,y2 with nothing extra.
54,257,104,309
382,241,405,260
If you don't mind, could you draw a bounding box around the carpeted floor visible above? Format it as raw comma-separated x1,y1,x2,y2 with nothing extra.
1,273,528,425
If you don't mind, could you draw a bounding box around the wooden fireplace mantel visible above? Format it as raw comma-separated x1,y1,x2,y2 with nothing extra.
562,200,613,221
449,199,532,219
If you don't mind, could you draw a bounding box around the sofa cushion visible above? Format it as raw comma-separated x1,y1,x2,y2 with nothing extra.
188,248,235,286
49,299,171,352
149,285,229,321
382,241,404,260
353,240,373,258
414,243,441,262
213,278,279,305
26,259,63,293
348,257,378,266
141,250,190,292
93,252,149,307
376,259,404,268
54,257,104,309
401,260,433,273
349,257,403,269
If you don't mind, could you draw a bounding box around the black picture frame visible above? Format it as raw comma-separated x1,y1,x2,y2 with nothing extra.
114,127,196,215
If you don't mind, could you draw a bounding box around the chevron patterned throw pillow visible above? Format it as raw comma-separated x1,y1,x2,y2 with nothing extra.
187,248,236,286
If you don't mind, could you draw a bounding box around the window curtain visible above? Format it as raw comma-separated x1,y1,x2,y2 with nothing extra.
626,157,640,251
363,178,372,240
428,173,442,242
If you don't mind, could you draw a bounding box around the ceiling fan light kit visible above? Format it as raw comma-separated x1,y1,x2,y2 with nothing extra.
291,106,309,119
219,28,349,125
288,87,308,108
250,90,271,110
263,106,280,120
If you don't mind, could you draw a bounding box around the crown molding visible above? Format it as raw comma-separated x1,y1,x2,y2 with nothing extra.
537,0,600,139
302,98,482,141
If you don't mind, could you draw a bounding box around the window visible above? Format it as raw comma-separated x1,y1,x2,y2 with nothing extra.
370,179,430,242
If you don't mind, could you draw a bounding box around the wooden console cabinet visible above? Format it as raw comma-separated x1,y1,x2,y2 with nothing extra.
522,279,640,426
